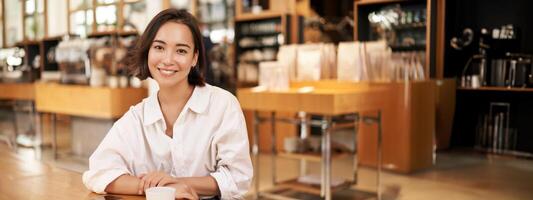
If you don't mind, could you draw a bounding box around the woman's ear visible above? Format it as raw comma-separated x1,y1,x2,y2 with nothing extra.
192,51,199,67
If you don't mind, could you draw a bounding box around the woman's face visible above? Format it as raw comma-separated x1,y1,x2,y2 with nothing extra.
148,22,198,88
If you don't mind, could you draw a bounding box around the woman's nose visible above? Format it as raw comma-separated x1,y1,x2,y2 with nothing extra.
163,50,175,64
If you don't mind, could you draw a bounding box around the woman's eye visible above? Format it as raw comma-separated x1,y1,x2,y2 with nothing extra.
177,49,187,54
153,45,163,50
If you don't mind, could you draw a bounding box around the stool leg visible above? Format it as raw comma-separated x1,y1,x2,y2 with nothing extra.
271,112,277,185
253,111,260,199
321,116,332,200
31,102,42,159
11,102,19,153
51,113,57,159
376,111,383,200
298,112,308,177
353,113,360,184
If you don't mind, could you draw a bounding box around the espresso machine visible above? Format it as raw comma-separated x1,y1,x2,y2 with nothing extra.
0,47,38,83
55,38,93,84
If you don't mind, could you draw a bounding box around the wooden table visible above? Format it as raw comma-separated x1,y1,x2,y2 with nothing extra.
34,82,147,119
0,145,144,200
0,83,35,100
238,81,387,200
0,83,39,152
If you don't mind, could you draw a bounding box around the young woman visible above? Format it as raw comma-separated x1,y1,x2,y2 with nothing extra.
83,9,252,200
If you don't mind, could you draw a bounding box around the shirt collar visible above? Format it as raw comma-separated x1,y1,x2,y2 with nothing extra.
143,85,211,126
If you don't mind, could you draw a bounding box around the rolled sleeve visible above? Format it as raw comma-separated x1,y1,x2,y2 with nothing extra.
82,111,136,194
210,168,241,199
82,168,129,194
209,96,253,199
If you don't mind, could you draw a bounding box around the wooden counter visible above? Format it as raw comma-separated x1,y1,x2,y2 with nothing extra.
0,83,35,100
0,145,144,200
239,80,436,173
238,84,386,115
358,80,436,173
239,81,387,153
34,83,147,119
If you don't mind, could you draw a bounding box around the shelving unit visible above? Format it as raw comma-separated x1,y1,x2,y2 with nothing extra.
13,40,42,82
454,87,533,157
234,13,290,87
442,0,533,157
40,36,61,80
355,0,431,79
233,0,304,88
457,86,533,92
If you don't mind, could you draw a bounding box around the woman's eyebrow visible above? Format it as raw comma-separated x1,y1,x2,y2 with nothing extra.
153,39,166,44
153,39,191,49
176,43,192,49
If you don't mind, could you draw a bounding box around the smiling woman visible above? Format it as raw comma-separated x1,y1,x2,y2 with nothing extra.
82,9,253,200
147,22,199,88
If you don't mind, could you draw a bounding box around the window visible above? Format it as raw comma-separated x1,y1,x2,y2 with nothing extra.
69,0,94,37
4,0,23,46
23,0,45,40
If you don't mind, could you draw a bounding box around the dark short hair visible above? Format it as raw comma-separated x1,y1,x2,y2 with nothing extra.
127,9,205,86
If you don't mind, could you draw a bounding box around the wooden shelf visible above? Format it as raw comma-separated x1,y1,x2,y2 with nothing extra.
237,81,259,88
356,0,411,6
457,86,533,92
275,178,353,196
42,36,64,42
16,40,41,46
390,44,426,51
235,11,283,22
239,44,279,50
332,122,356,130
278,152,351,162
393,23,426,30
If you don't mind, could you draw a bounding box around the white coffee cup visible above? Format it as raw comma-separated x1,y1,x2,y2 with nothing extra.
145,187,176,200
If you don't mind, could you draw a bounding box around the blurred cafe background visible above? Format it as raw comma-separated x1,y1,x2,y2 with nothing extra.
0,0,533,199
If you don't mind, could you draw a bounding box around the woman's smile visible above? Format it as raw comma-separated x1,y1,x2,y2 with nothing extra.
157,66,179,76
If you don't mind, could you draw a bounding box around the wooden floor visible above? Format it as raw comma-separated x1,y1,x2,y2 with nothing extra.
0,144,143,200
251,152,533,200
1,143,533,200
1,114,533,200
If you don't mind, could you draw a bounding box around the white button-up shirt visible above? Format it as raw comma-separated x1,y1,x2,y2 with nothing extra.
82,84,253,199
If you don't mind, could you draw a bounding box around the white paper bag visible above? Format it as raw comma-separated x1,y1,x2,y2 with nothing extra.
337,42,364,81
297,44,322,81
277,45,298,81
259,61,289,91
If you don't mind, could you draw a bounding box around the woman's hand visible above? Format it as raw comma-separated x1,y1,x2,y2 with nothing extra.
167,182,199,200
137,171,178,194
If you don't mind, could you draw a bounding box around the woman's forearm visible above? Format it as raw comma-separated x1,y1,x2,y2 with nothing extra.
176,176,220,197
105,174,143,195
104,174,220,197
